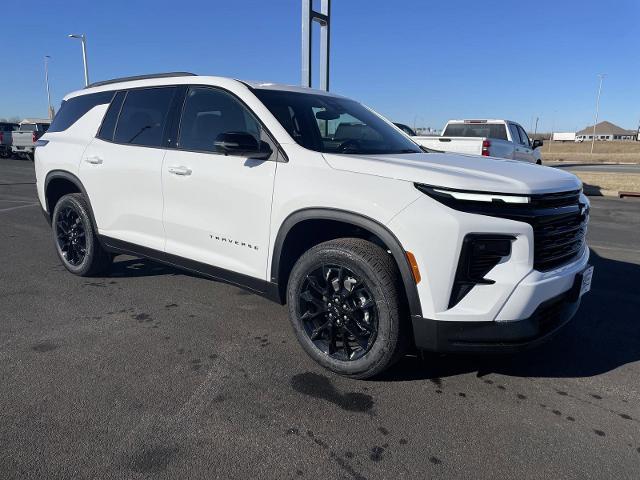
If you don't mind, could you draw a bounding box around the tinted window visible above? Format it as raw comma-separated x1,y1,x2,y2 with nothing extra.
517,125,530,147
0,123,18,132
253,89,421,155
97,91,126,141
443,123,508,140
114,87,175,147
48,91,115,133
508,124,521,144
394,123,416,136
19,124,37,131
178,87,261,152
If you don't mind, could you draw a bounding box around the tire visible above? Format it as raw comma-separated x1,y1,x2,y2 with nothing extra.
536,159,542,165
287,238,407,379
52,193,112,276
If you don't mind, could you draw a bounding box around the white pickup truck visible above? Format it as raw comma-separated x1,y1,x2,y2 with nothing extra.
11,120,50,160
414,119,543,164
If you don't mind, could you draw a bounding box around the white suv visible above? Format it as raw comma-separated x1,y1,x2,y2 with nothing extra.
35,73,593,378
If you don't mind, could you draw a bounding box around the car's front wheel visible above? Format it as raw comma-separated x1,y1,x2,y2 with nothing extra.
52,193,112,276
287,238,407,379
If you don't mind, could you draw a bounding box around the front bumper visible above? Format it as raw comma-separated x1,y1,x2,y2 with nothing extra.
411,268,586,353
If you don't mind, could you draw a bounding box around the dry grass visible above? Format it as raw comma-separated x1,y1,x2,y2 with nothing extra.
543,141,640,163
573,171,640,195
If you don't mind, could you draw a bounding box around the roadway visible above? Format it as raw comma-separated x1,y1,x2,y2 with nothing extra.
1,157,639,479
545,161,640,174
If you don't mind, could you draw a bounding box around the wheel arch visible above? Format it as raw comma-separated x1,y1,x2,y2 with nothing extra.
270,208,422,317
44,170,99,230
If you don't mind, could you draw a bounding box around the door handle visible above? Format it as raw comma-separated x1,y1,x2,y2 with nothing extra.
168,166,192,176
85,155,103,164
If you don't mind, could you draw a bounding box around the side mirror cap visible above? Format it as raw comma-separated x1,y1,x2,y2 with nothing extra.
214,131,272,159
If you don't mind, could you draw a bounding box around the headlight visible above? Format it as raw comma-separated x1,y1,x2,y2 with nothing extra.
415,184,530,205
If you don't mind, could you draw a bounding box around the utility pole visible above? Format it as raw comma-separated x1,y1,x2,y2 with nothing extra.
301,0,331,91
591,74,606,154
533,116,539,136
68,33,90,87
44,56,54,120
548,111,556,153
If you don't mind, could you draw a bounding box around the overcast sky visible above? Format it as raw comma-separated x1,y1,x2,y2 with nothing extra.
1,0,638,132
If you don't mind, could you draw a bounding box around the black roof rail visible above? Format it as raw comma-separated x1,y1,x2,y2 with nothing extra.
86,72,197,89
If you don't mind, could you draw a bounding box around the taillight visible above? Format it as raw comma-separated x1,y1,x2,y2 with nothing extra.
32,132,37,143
481,139,491,156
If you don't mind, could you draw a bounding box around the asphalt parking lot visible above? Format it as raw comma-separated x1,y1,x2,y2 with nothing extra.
1,156,639,479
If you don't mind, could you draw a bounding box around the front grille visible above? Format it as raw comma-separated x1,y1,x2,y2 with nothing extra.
533,210,587,271
415,185,589,273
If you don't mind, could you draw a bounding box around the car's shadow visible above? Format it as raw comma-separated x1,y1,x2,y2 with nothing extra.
108,257,185,278
106,250,640,381
380,250,640,381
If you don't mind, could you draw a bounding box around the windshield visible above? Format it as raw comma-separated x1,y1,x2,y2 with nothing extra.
252,89,422,155
443,123,508,140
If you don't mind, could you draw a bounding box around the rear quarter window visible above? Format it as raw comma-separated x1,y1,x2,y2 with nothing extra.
48,91,115,133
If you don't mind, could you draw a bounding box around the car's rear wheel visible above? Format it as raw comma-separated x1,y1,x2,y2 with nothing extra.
287,238,407,379
52,193,112,276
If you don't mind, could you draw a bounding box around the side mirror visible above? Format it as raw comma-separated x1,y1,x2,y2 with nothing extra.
214,131,272,159
532,139,543,149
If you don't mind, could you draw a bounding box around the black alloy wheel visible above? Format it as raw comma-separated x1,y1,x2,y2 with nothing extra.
51,193,112,276
298,264,378,361
55,205,87,266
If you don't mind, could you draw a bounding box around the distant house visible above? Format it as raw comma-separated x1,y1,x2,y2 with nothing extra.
575,121,637,142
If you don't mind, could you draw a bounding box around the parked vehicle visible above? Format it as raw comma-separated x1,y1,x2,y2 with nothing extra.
552,132,576,142
12,120,50,160
393,122,417,136
0,122,19,158
414,119,543,164
35,73,592,378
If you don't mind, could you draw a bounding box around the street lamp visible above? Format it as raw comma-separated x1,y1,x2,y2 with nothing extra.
44,55,54,120
591,74,606,154
68,34,90,87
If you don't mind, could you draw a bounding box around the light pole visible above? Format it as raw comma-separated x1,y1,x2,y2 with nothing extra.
591,74,606,154
44,55,54,120
68,34,90,87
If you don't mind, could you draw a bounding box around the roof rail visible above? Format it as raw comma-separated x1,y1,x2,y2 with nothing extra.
86,72,196,89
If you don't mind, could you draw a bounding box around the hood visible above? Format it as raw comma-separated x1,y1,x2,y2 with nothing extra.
322,152,581,194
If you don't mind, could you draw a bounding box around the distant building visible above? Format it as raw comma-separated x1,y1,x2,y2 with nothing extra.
575,121,637,142
19,118,51,125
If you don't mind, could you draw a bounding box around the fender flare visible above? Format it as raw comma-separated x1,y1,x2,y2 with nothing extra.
44,170,99,231
270,208,422,317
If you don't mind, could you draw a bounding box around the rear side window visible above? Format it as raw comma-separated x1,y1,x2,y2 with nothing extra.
177,87,261,152
443,123,508,140
97,91,126,141
48,91,115,133
114,87,176,147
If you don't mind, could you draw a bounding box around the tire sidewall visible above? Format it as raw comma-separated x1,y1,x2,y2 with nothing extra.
287,244,399,378
52,194,98,276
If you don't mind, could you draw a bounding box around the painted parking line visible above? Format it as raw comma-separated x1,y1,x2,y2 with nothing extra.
0,203,40,213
